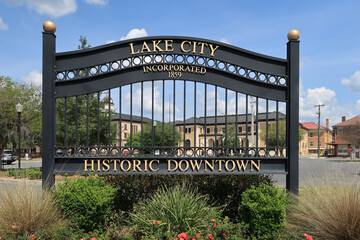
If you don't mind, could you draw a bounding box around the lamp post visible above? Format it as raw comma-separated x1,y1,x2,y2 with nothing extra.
16,103,23,169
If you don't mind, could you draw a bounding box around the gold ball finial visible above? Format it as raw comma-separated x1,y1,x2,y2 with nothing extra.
287,29,300,41
43,21,56,33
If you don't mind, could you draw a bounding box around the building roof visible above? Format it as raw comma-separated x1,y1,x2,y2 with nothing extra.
112,113,152,123
300,122,325,130
174,111,286,125
333,115,360,127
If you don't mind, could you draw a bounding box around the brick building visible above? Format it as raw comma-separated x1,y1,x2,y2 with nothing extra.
332,116,360,157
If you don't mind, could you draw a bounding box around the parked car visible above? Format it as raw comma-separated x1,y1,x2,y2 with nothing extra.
1,150,16,165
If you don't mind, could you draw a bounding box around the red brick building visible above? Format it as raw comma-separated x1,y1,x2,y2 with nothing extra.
332,116,360,158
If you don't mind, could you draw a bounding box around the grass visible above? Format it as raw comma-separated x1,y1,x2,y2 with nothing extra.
0,183,66,238
286,172,360,240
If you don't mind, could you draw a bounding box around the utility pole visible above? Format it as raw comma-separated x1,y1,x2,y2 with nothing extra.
250,96,255,151
314,104,325,158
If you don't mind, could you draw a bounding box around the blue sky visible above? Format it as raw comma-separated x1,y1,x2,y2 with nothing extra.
1,0,360,128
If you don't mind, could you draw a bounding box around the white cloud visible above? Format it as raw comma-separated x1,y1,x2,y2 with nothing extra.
341,70,360,94
120,28,148,40
0,17,9,30
356,99,360,110
106,40,115,44
84,0,107,5
22,70,42,87
220,38,230,44
3,0,77,18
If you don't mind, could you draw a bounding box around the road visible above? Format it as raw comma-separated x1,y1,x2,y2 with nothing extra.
1,156,360,190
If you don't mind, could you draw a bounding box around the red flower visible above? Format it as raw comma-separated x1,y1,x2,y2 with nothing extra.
90,238,97,240
190,237,195,240
80,238,86,240
211,219,216,222
208,233,214,240
178,233,188,240
0,237,2,240
152,221,156,225
213,224,218,229
304,233,313,240
31,235,36,239
157,221,160,224
196,234,201,238
223,232,227,237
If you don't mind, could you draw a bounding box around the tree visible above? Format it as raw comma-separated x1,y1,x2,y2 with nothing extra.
343,121,360,150
0,76,42,156
260,119,304,156
126,122,182,152
217,123,241,148
56,36,116,148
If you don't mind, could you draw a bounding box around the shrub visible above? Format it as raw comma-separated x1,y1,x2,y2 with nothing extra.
104,174,273,222
287,176,360,240
241,183,288,239
129,184,221,238
52,175,117,233
7,168,42,179
0,183,65,238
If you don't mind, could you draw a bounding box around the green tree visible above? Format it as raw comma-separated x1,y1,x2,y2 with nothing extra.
217,123,241,148
126,122,182,150
0,76,42,155
260,119,304,156
56,36,116,147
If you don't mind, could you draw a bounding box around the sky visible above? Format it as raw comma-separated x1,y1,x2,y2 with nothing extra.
0,0,360,129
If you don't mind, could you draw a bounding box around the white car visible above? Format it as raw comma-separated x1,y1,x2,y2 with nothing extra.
1,150,16,165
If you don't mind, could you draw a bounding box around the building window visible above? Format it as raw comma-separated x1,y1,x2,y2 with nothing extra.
247,126,251,132
238,126,243,132
124,133,127,139
309,133,313,138
310,142,313,147
185,139,191,148
124,124,127,130
207,128,210,134
185,127,191,134
188,128,191,133
200,128,202,133
338,127,343,136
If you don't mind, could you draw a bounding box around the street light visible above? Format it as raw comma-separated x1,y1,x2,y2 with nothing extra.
16,103,23,169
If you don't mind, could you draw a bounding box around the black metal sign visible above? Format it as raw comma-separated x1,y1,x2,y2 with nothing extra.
42,24,299,194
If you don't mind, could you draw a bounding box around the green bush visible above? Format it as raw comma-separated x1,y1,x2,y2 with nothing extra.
51,175,117,233
103,174,273,222
130,184,221,238
241,183,288,239
7,168,41,179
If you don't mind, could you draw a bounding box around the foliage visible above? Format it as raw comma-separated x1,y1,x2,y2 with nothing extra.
129,184,221,238
260,119,304,156
286,175,360,240
78,35,91,50
126,122,182,150
0,183,65,238
0,76,42,155
217,123,241,148
103,174,273,223
51,175,117,233
241,183,288,239
7,168,42,179
56,94,117,146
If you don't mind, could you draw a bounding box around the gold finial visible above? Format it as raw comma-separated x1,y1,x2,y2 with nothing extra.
43,21,56,33
287,29,300,41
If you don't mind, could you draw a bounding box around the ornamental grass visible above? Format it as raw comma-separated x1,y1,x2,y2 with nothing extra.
287,172,360,240
0,182,65,238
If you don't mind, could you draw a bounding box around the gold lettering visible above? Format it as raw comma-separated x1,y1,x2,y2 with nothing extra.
195,66,200,73
198,42,208,54
97,160,101,171
141,41,152,53
189,160,202,171
129,43,140,55
169,65,174,71
184,66,191,72
163,65,169,71
204,160,214,172
84,160,95,172
165,40,174,52
209,44,219,57
145,66,152,72
167,159,178,172
200,67,206,74
192,41,197,53
152,40,164,52
112,159,119,171
174,65,179,71
179,160,189,172
158,65,164,71
132,160,142,172
236,160,249,171
149,160,159,171
250,160,261,172
180,41,191,53
120,160,131,172
225,160,236,171
102,159,110,172
151,65,158,72
143,160,148,172
179,65,185,72
216,160,225,171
